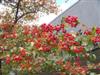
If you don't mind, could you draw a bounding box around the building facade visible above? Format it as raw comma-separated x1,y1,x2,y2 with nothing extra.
50,0,100,27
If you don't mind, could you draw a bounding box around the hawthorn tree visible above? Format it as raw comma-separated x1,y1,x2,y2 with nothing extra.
0,0,58,24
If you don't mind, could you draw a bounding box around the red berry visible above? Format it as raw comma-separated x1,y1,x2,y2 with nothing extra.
65,16,78,27
13,55,22,62
73,46,84,53
84,30,91,35
6,55,10,64
96,27,100,34
19,47,27,56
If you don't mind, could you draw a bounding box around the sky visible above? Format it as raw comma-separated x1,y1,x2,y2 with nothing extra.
56,0,63,5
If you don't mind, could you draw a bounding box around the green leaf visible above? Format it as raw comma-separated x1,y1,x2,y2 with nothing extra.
92,26,96,35
51,47,58,52
89,54,96,61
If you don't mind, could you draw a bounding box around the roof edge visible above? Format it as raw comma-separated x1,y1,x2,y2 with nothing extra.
50,0,81,24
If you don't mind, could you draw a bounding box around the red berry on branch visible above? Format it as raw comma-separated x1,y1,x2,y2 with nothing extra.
73,46,84,53
6,55,11,64
13,55,22,62
91,36,100,43
65,16,79,27
19,47,27,56
96,27,100,34
84,30,91,35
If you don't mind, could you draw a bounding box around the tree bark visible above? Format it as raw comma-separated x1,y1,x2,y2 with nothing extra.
14,0,21,24
0,59,2,75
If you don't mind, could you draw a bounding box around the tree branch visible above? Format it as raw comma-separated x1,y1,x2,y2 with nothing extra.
14,0,22,24
15,11,36,23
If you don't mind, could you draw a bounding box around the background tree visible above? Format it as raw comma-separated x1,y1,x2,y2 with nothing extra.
0,0,58,24
0,1,58,74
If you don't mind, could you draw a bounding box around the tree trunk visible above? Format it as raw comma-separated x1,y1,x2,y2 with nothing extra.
0,59,2,75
